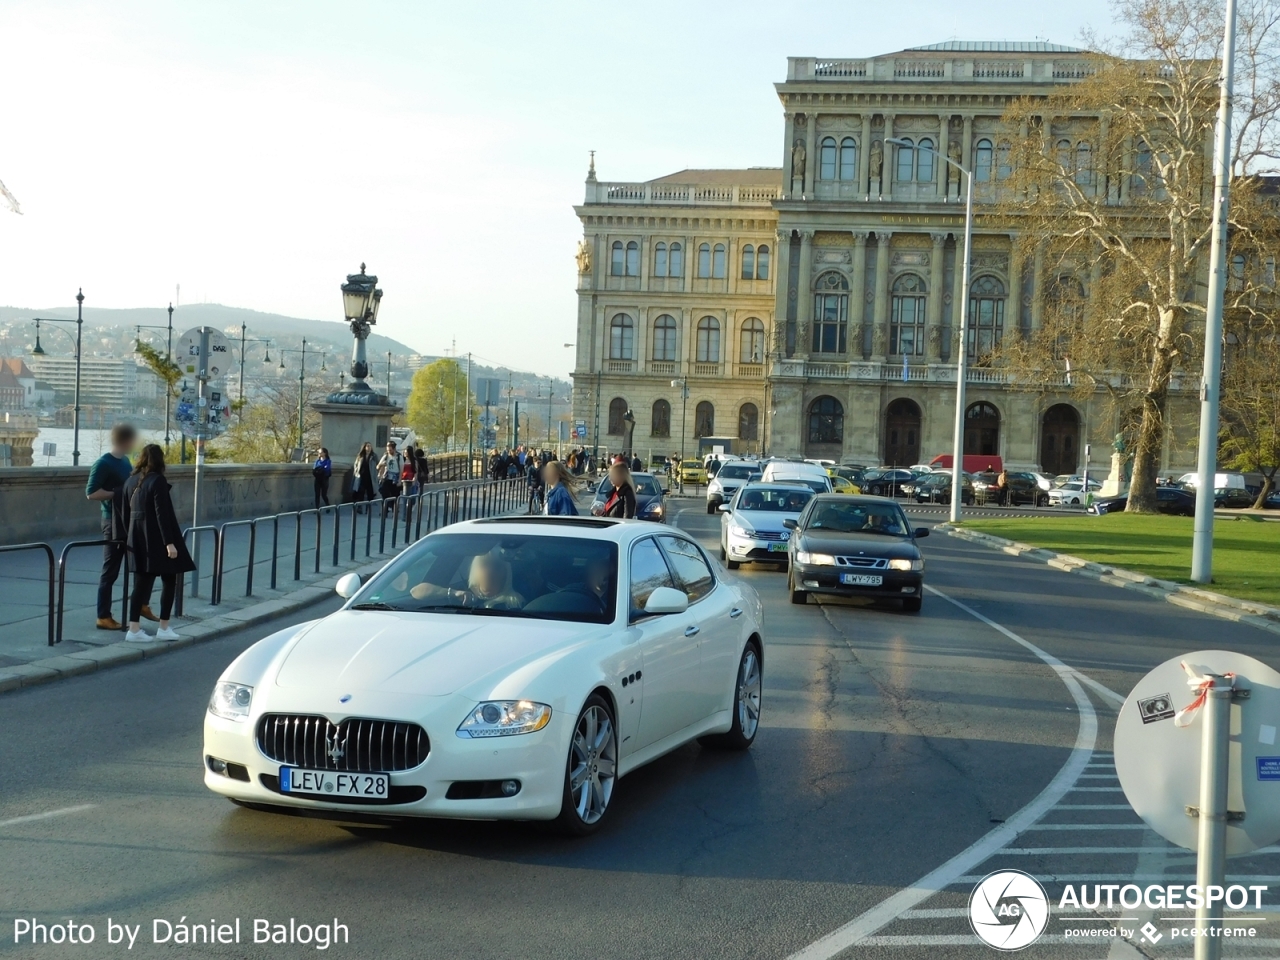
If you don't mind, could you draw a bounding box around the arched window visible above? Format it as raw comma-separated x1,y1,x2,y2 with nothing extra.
625,241,639,277
738,403,759,441
739,317,765,363
917,138,934,182
964,402,1000,458
1230,254,1246,291
696,317,721,362
698,243,711,278
895,137,914,182
996,140,1012,179
890,273,927,357
609,314,634,360
1076,142,1093,187
1056,138,1073,173
651,399,671,437
807,396,844,444
756,244,770,280
694,401,714,438
608,397,628,435
741,244,755,280
812,271,850,354
820,137,837,180
968,276,1006,357
1134,140,1152,195
974,138,993,182
839,138,857,180
610,241,624,276
652,314,678,362
669,242,684,277
713,243,726,279
654,241,668,277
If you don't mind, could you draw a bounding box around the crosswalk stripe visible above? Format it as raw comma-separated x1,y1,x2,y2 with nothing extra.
1052,804,1134,810
1023,823,1150,830
953,874,1280,883
990,847,1166,854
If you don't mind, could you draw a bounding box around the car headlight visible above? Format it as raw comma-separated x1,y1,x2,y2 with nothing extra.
730,524,754,538
642,503,663,516
795,551,835,565
457,700,552,738
888,558,924,571
208,681,253,722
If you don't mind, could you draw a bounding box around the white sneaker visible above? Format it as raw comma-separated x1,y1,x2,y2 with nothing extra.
154,627,181,641
124,629,153,642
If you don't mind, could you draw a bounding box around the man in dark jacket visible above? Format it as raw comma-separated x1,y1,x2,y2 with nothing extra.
85,423,139,629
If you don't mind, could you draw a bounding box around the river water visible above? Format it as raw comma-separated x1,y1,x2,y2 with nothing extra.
32,426,169,467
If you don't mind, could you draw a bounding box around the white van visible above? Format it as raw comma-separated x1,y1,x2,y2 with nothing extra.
760,460,833,494
1177,472,1247,490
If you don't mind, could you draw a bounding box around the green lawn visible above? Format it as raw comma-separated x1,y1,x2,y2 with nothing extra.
958,514,1280,607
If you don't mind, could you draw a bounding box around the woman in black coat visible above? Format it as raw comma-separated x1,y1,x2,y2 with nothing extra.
353,442,376,509
596,462,637,519
124,444,195,642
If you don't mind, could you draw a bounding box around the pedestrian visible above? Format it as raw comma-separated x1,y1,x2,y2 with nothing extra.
631,453,642,472
527,456,544,513
377,440,404,509
122,444,195,642
543,460,579,515
353,442,375,508
86,422,140,630
997,468,1009,507
401,445,419,496
595,461,637,519
312,447,332,508
415,449,430,490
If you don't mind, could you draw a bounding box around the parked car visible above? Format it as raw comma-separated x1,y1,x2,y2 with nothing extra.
1214,487,1256,509
785,495,929,612
718,482,815,569
679,459,707,485
827,465,865,486
912,472,975,505
760,460,834,494
830,475,860,495
1088,487,1196,516
593,472,669,522
705,461,761,513
203,516,765,834
1001,471,1049,506
859,468,917,497
1048,478,1102,506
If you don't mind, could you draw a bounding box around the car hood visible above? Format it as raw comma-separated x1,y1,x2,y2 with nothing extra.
734,510,801,533
272,609,600,697
797,530,919,559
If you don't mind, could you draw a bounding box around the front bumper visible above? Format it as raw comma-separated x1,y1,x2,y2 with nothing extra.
203,705,568,821
726,531,790,564
790,561,923,599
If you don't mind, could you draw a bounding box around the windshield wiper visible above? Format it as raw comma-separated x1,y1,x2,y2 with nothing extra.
349,601,402,611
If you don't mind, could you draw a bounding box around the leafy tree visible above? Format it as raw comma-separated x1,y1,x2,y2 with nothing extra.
217,378,328,463
134,340,182,397
1221,313,1280,506
406,359,470,451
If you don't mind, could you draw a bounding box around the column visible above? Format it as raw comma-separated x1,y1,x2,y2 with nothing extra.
850,232,869,358
1008,233,1025,336
783,113,798,198
639,235,651,292
872,230,892,361
775,228,794,356
960,114,973,179
803,112,818,197
1030,243,1045,331
882,114,895,201
796,230,814,357
936,114,950,199
926,232,946,362
1098,114,1112,203
636,307,648,369
1119,137,1132,204
951,232,967,363
858,113,871,196
681,308,693,375
727,237,738,296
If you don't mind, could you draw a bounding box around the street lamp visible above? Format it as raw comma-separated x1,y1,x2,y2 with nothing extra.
328,264,385,404
671,378,690,492
278,339,325,458
29,290,85,466
237,321,273,419
135,306,177,445
888,137,974,522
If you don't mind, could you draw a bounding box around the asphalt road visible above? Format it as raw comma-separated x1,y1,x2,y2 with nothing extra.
2,502,1279,960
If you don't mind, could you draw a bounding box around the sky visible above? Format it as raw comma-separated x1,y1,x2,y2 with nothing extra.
0,0,1117,378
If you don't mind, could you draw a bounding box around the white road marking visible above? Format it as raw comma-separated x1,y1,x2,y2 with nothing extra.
784,583,1108,960
1023,824,1149,830
0,804,95,828
992,847,1162,855
953,874,1280,883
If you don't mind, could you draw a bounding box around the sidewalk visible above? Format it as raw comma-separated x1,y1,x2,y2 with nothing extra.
0,484,528,693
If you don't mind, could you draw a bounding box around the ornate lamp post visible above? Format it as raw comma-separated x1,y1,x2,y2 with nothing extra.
328,263,386,404
30,290,85,465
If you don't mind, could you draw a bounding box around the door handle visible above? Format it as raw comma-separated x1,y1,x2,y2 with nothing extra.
684,625,700,637
729,608,743,618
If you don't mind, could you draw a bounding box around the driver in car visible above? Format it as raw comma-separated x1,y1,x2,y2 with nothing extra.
408,552,525,610
558,553,613,613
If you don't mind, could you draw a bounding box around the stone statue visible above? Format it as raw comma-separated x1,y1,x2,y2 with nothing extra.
1112,431,1127,456
869,140,883,179
947,140,961,184
575,240,592,276
791,139,806,183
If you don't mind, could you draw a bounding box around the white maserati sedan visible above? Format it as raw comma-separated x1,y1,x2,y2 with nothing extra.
203,516,764,835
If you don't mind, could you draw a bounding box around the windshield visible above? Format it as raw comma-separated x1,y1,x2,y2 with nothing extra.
597,475,662,497
353,533,618,624
737,487,813,513
804,501,909,536
718,464,755,480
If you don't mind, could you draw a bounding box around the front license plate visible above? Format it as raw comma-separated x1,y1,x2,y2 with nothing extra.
840,573,882,586
768,542,788,552
280,767,389,799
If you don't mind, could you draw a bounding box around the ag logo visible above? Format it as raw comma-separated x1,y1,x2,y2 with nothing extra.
968,870,1049,951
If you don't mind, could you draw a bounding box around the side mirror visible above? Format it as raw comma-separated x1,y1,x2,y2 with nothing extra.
644,586,689,615
783,518,799,530
662,487,670,495
717,503,732,513
913,527,930,539
336,572,363,599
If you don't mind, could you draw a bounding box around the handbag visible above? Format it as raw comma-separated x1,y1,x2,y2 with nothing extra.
352,474,361,493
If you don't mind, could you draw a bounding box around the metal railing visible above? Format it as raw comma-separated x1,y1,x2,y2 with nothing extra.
2,543,56,646
56,539,128,645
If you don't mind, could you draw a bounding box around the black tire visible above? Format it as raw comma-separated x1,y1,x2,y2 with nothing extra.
551,694,617,837
727,559,741,570
903,595,923,613
699,640,762,751
706,502,715,514
719,544,727,560
788,570,807,604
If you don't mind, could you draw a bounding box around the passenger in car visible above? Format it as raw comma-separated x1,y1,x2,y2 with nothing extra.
409,552,525,609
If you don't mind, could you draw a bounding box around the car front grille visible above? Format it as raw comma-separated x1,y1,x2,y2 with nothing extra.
755,531,786,542
834,556,889,569
256,714,430,772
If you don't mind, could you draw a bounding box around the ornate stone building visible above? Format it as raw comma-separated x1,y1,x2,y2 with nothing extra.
570,40,1199,472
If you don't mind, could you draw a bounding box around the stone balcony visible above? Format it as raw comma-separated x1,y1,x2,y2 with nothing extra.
584,180,782,207
772,358,1189,391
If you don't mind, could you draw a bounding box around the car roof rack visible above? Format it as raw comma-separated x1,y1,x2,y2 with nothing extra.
472,516,618,529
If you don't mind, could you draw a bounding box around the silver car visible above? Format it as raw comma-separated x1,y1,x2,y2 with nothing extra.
705,461,761,513
718,482,816,570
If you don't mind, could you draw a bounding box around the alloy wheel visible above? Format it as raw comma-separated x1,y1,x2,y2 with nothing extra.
569,705,616,824
737,647,761,740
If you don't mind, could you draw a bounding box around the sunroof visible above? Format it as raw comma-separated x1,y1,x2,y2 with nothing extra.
473,517,618,529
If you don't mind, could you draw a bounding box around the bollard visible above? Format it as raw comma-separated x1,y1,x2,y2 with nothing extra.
1194,675,1233,960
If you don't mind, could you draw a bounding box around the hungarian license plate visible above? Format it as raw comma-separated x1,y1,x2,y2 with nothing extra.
840,573,882,586
280,767,389,799
768,542,788,552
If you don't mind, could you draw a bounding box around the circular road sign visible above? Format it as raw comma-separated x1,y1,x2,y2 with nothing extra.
175,383,231,439
177,326,233,381
1115,649,1280,855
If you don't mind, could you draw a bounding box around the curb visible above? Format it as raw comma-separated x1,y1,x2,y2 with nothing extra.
0,557,390,697
939,524,1280,637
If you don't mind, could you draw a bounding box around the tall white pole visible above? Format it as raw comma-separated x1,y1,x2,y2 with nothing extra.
1192,0,1238,583
950,170,975,523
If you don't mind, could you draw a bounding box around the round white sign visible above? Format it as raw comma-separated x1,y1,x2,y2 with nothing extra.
174,382,230,439
968,870,1050,951
1115,649,1280,855
176,326,232,381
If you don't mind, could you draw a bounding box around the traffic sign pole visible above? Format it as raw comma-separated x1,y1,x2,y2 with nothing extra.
191,328,210,593
1194,676,1232,960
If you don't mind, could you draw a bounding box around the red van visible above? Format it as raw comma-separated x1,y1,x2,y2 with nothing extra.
929,453,1003,474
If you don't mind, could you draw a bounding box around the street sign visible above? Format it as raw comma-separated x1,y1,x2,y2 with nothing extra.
476,378,503,406
42,442,56,457
573,419,587,440
1115,650,1280,855
177,326,233,380
176,383,231,439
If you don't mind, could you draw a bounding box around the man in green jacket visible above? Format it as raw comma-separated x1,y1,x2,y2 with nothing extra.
86,423,139,629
